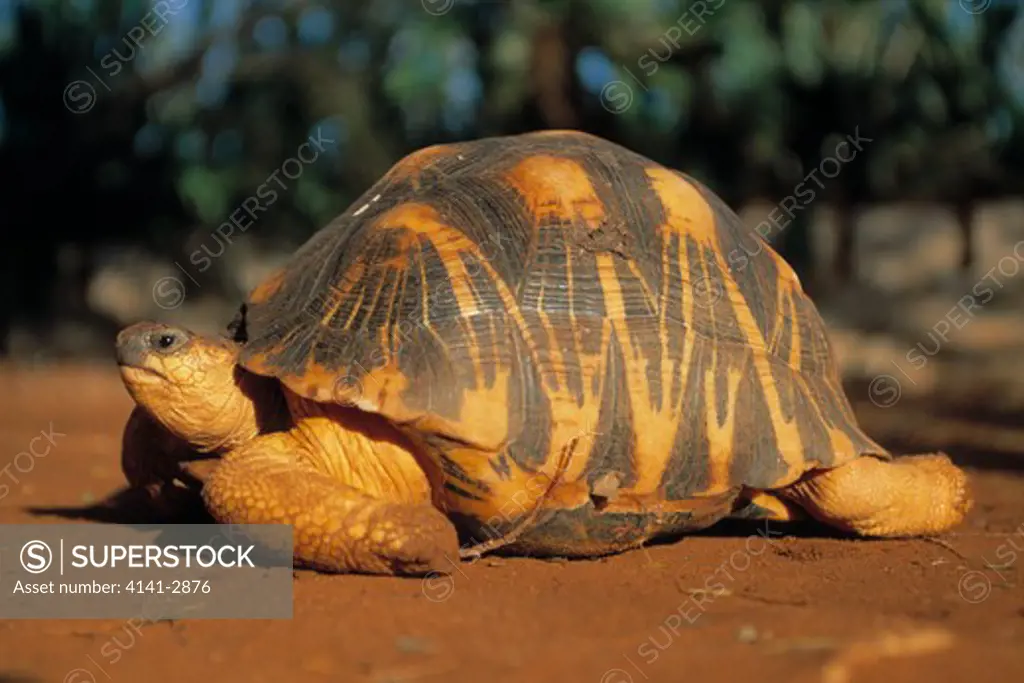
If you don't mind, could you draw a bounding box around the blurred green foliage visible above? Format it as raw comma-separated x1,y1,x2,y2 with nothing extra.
0,0,1021,352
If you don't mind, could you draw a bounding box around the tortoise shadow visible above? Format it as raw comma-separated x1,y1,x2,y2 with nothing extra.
687,518,853,540
0,672,44,683
24,486,214,525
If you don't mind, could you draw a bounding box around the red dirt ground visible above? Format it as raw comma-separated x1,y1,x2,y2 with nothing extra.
0,365,1022,683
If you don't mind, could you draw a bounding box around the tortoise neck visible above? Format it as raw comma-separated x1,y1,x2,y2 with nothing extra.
237,367,291,434
187,367,285,453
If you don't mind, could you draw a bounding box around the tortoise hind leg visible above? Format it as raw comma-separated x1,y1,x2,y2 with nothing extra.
730,491,807,522
776,452,971,537
202,432,460,576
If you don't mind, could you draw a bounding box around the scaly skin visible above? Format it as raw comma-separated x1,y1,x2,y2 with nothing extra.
733,455,972,535
115,322,459,576
778,453,972,537
202,433,456,575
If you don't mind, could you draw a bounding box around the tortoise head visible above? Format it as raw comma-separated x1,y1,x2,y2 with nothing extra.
115,322,261,453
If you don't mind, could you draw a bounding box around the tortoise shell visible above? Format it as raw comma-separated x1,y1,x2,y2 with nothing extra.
235,130,886,555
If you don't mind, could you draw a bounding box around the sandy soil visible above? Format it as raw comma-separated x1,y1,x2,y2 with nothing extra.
0,365,1022,683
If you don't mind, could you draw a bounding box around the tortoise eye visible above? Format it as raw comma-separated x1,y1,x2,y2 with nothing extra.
150,332,184,353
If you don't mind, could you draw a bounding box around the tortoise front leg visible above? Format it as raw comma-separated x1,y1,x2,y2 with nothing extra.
202,432,460,576
122,406,216,518
777,453,972,537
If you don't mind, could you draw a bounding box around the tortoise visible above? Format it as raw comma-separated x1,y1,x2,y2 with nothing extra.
116,129,971,576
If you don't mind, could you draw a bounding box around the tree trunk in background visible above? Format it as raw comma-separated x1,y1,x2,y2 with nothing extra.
956,200,975,273
777,211,816,295
833,200,857,287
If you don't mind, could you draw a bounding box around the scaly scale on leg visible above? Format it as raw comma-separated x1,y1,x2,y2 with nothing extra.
202,434,460,575
778,452,971,537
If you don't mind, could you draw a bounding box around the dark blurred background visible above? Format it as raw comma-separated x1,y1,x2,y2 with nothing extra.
2,0,1024,452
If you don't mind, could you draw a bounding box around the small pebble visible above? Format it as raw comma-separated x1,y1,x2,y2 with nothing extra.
394,635,433,654
737,625,758,643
